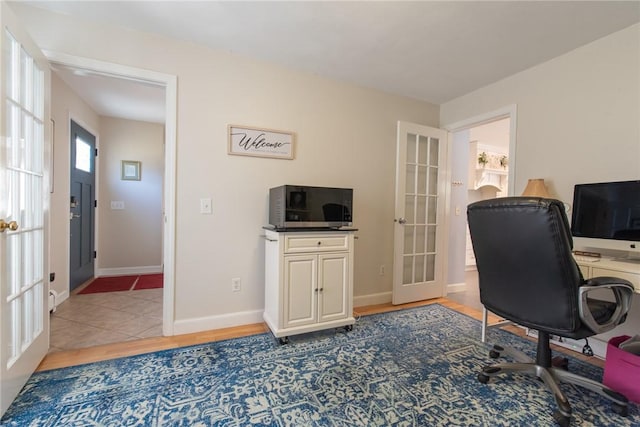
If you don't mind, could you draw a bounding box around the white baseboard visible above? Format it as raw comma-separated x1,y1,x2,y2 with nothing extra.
172,309,264,336
97,265,163,277
353,291,392,308
54,289,70,307
447,282,467,294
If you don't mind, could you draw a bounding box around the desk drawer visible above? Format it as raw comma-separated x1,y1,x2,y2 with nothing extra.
284,234,349,253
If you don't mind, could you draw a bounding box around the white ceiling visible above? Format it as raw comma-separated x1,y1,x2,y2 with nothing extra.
21,1,640,124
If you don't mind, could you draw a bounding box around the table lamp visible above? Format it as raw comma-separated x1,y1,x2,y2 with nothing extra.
521,178,550,198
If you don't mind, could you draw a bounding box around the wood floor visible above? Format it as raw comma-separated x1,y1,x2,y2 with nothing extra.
37,297,604,372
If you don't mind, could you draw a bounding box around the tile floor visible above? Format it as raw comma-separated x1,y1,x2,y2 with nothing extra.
49,288,163,353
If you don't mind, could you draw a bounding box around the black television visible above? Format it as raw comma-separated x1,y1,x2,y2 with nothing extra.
570,180,640,256
269,185,353,229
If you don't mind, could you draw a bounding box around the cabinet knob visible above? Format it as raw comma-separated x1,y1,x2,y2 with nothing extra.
317,241,322,245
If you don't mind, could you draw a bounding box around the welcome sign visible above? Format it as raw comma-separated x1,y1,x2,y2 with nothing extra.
228,125,295,159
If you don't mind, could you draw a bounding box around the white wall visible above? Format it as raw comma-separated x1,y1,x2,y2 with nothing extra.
50,73,100,300
97,117,164,274
441,23,640,203
441,23,640,350
13,5,440,330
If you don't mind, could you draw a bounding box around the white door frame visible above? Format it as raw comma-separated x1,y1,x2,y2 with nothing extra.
441,105,518,292
442,104,518,189
44,51,178,336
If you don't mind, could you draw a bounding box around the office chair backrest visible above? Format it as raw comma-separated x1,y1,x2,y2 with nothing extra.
467,197,583,335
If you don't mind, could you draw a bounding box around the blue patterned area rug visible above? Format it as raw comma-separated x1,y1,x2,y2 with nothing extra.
2,304,638,426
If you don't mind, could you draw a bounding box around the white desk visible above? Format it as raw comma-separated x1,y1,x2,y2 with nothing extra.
480,257,640,343
575,257,640,293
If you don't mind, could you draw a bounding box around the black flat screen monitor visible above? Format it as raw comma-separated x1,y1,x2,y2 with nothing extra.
570,180,640,254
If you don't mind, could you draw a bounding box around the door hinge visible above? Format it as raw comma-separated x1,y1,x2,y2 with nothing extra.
94,148,98,157
93,251,97,259
94,200,97,208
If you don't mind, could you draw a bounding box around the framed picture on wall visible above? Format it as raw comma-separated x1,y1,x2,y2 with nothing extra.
228,125,295,159
121,160,141,181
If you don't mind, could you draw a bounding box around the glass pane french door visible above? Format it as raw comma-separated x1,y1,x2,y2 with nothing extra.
393,122,447,305
1,3,50,415
4,29,45,365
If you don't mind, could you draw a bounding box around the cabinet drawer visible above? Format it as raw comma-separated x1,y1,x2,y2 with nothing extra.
592,267,640,290
284,234,349,253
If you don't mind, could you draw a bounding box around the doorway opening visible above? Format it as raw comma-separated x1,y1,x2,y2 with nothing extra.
47,54,177,350
444,107,517,309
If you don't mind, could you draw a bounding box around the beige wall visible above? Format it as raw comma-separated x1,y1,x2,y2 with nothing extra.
97,117,164,273
441,23,640,203
441,23,640,350
50,73,100,300
14,5,440,329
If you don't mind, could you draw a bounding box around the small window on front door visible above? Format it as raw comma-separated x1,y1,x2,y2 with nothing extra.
75,137,91,172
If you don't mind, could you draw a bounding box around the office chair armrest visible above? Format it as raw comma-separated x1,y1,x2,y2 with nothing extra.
578,277,634,335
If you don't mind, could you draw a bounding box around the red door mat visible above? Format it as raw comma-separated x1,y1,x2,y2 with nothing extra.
133,274,163,290
79,275,139,294
79,274,164,294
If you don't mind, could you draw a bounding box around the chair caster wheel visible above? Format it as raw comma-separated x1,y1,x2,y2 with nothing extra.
489,349,501,359
553,410,571,427
278,336,289,345
477,373,490,384
344,324,353,332
612,402,629,417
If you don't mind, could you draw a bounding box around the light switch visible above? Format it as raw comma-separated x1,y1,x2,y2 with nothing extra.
111,201,125,210
200,198,212,214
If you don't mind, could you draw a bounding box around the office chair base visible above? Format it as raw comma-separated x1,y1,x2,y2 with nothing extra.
478,357,629,425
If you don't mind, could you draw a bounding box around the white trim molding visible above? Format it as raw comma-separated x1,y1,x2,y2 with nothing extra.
172,310,264,336
446,282,467,294
353,291,392,308
96,265,163,277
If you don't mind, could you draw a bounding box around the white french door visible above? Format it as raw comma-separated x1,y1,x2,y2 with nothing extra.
0,3,50,416
392,122,447,305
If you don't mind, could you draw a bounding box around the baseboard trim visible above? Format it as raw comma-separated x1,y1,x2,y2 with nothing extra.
447,282,467,294
97,265,163,277
354,291,392,308
172,309,264,336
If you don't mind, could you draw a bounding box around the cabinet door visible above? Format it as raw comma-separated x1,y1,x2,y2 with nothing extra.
318,253,350,323
283,255,317,328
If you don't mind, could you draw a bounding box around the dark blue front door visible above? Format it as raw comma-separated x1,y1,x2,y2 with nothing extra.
69,120,96,290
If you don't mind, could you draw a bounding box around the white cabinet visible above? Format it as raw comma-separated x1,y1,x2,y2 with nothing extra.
571,257,640,358
264,229,355,343
576,258,640,292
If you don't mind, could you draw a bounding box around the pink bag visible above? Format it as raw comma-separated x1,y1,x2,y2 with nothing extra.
603,335,640,403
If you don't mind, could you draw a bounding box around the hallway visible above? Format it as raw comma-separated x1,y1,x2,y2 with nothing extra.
49,288,162,353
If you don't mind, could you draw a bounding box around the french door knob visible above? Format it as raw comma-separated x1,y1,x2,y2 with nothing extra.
397,218,407,224
0,219,19,233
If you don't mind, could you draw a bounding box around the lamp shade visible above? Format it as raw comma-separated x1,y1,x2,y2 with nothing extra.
521,179,551,198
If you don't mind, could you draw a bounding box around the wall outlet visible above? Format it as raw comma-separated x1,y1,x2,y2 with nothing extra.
200,198,212,214
110,201,125,210
232,277,241,292
379,265,385,276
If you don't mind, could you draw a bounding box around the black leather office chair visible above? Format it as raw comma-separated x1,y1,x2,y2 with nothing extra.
467,197,634,427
